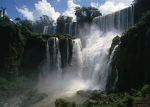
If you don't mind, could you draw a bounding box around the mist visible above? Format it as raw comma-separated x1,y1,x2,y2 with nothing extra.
33,24,121,107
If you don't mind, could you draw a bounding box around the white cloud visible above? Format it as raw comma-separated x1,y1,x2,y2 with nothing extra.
16,0,60,21
63,0,80,21
16,6,34,20
91,0,133,15
34,0,60,21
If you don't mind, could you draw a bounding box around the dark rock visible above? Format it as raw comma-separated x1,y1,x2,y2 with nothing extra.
107,11,150,91
89,99,97,104
77,90,92,97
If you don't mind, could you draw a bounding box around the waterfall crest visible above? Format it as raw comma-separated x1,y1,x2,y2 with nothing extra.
93,6,134,33
40,5,135,95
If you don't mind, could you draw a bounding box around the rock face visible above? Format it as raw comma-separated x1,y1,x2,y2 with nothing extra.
0,19,24,80
0,18,74,79
133,97,150,107
108,11,150,91
59,38,73,68
134,0,150,23
0,18,46,79
46,36,73,72
20,33,46,77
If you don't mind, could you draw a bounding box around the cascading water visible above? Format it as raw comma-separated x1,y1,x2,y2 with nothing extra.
42,26,61,75
69,23,73,35
43,26,49,34
80,26,120,90
88,6,134,90
74,22,78,36
41,5,134,90
106,45,119,91
93,6,134,32
36,5,134,107
64,23,67,34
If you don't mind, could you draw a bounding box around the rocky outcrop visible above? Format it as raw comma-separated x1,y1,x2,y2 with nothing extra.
59,38,73,68
20,31,46,77
108,11,150,91
134,0,150,23
0,18,24,80
46,36,73,69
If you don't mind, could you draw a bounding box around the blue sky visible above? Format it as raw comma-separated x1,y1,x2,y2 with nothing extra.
0,0,133,21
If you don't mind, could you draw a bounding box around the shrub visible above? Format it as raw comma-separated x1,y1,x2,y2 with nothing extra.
55,99,76,107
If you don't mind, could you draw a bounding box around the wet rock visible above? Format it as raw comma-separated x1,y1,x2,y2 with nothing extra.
55,98,76,107
133,97,150,107
77,90,92,97
20,89,48,107
89,99,97,104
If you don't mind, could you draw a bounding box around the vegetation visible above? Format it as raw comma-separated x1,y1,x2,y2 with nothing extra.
0,15,77,105
0,76,35,106
55,99,76,107
54,85,150,107
0,1,150,106
107,11,150,91
75,6,102,24
134,0,150,23
81,85,150,107
56,16,73,34
32,15,54,33
0,16,47,105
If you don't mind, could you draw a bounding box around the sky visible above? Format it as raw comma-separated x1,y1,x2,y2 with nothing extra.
0,0,133,21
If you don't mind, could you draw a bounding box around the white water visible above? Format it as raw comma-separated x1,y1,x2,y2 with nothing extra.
80,26,120,90
43,26,49,34
35,26,121,107
107,45,119,90
93,6,134,32
35,5,134,106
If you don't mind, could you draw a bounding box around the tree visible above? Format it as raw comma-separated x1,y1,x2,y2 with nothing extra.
39,15,54,26
15,17,21,23
20,20,33,31
15,18,33,31
56,16,73,34
65,16,73,23
75,6,102,23
32,15,54,33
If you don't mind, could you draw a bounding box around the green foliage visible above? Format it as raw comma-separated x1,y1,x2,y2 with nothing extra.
0,77,34,106
55,99,76,107
81,84,150,107
32,15,54,33
141,85,150,97
0,17,25,80
90,90,105,100
56,16,73,34
109,36,120,55
20,89,48,107
75,6,102,23
108,11,150,91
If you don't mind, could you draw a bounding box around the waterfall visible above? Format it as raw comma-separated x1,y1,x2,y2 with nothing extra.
74,22,78,36
69,23,73,35
43,26,49,34
107,45,119,91
45,41,50,73
93,6,134,33
47,37,60,71
63,23,67,34
79,26,120,90
53,26,56,34
71,39,83,77
39,6,135,97
42,26,61,74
